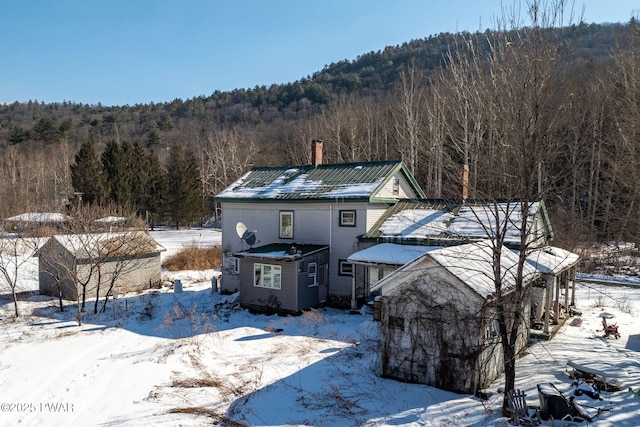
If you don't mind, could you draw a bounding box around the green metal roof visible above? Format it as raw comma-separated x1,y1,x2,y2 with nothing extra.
215,160,425,202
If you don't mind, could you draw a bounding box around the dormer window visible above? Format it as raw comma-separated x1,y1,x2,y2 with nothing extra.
392,178,400,195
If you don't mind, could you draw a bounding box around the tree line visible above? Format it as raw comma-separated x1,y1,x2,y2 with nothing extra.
0,17,638,242
70,140,205,228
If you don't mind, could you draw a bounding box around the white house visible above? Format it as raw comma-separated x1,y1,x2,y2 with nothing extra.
214,141,426,312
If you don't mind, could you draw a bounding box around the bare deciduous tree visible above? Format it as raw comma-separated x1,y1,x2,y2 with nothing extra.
433,0,572,403
0,225,45,317
197,128,256,221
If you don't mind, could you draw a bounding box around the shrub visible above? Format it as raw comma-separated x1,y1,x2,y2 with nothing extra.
162,245,221,271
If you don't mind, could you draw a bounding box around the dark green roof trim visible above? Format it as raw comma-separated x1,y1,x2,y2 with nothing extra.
379,162,427,199
216,196,374,204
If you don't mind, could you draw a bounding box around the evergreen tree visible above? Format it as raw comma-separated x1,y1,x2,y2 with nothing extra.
70,141,106,204
165,144,205,229
101,140,133,207
129,142,168,226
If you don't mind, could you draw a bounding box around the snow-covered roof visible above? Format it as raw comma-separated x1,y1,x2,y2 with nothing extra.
449,203,539,243
377,209,455,238
94,216,128,225
215,160,424,201
347,243,441,266
44,231,165,260
366,200,549,246
429,241,539,298
234,243,329,260
525,246,580,275
372,240,540,299
4,212,71,223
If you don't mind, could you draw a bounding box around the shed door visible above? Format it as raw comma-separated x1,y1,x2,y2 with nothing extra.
318,264,328,303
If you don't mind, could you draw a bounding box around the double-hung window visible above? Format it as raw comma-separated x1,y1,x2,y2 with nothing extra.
279,211,294,239
308,262,317,287
392,178,400,195
339,210,356,227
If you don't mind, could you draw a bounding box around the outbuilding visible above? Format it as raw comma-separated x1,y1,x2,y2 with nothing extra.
37,231,165,300
373,240,541,394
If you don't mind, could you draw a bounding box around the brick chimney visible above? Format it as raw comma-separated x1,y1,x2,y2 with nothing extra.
311,140,323,166
461,164,469,200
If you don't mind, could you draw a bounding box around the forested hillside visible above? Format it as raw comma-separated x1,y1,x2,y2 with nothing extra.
1,19,638,244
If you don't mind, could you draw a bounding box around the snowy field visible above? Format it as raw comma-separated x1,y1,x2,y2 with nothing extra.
1,228,639,426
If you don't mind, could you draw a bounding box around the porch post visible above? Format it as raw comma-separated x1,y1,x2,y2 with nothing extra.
563,272,570,314
544,275,553,334
351,272,357,310
570,266,576,307
554,276,561,325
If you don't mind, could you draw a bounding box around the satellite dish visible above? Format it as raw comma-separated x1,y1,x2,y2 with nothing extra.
243,231,256,246
236,222,248,239
236,222,257,247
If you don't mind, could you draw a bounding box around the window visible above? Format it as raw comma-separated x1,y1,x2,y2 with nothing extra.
339,260,353,276
254,263,282,289
279,211,294,239
488,318,500,340
339,210,356,227
388,316,404,330
392,178,400,195
224,255,240,274
231,257,239,274
308,262,317,287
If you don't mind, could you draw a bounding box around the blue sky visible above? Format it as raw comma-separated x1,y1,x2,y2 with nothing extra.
0,1,636,106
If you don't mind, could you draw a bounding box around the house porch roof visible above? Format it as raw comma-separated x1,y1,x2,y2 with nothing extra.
347,243,441,267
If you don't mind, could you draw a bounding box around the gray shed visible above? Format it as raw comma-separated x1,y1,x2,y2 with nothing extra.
37,231,165,300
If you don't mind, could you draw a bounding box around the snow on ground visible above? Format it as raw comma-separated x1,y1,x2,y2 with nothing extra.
1,228,639,426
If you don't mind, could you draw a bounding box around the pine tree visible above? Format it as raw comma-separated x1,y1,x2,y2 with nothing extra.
70,141,106,204
101,140,133,207
165,144,205,229
129,143,168,226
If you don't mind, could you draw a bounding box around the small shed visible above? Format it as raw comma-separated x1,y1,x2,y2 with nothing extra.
4,212,72,234
37,231,165,300
373,240,540,394
233,243,330,314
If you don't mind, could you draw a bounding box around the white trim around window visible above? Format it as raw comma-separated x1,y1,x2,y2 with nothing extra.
253,263,282,289
338,259,353,276
339,210,356,227
392,178,400,195
279,210,294,239
308,262,317,287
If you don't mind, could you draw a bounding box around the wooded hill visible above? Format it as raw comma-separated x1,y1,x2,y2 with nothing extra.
1,18,639,245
